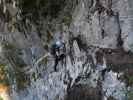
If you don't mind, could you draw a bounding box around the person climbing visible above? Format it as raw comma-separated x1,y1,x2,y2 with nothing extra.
51,40,66,71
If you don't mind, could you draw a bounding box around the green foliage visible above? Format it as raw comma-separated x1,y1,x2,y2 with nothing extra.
108,96,116,100
2,41,15,50
127,76,133,85
62,15,72,26
0,64,10,86
31,71,41,82
1,41,29,90
31,72,37,82
0,96,3,100
2,41,26,68
124,69,133,86
0,63,17,89
15,71,29,90
18,0,67,20
125,90,133,100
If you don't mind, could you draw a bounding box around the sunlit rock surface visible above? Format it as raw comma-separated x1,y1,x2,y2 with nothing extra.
0,84,10,100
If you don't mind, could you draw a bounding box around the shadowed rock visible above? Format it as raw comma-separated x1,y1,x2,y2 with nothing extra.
65,84,102,100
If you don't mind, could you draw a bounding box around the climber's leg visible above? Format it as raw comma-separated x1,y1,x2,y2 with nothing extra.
54,57,58,71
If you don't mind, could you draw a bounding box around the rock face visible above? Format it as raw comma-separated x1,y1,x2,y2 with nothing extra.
0,0,133,100
70,0,130,50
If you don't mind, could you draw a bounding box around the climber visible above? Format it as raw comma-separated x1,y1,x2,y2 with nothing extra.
51,40,66,71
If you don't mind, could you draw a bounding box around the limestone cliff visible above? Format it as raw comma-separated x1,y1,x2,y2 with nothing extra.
0,0,133,100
